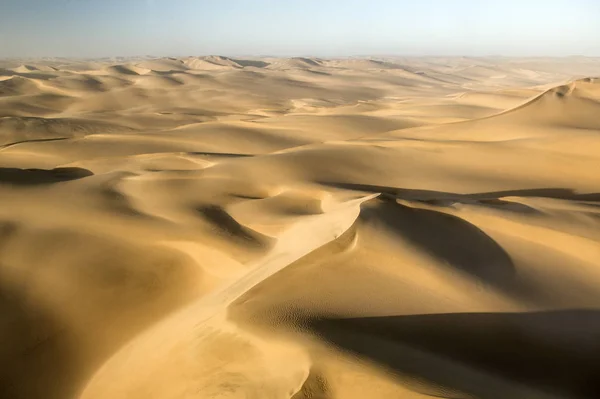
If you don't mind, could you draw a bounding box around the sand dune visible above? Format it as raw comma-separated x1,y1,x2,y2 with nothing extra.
1,56,600,399
266,57,324,70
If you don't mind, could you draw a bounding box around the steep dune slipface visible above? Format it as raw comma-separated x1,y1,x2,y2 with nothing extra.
0,57,600,399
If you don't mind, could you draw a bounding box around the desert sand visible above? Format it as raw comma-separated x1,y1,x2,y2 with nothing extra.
1,56,600,399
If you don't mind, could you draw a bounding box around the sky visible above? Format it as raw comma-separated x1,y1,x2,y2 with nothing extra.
1,0,600,58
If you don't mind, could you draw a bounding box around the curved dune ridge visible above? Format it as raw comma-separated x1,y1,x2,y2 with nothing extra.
1,56,600,399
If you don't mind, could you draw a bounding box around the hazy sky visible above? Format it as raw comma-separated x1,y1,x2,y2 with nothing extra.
1,0,600,58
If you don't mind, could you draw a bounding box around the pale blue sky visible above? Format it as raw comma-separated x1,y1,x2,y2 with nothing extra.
1,0,599,58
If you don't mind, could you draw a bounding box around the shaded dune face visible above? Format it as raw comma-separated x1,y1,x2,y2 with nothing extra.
0,167,93,185
0,56,600,399
304,310,600,399
0,223,203,399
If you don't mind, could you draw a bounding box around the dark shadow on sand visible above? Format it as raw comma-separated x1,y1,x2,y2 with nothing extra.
306,310,600,399
356,192,591,305
0,274,79,399
321,182,600,204
0,167,93,186
187,151,254,158
196,205,274,248
361,199,517,292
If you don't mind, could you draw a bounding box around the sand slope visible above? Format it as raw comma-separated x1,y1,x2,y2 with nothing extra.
1,57,600,399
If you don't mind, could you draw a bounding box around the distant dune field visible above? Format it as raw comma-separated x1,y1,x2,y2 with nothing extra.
1,56,600,399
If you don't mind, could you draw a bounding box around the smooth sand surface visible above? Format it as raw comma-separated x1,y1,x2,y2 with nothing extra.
1,56,600,399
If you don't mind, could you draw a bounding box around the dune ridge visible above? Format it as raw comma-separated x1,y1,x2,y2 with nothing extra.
1,56,600,399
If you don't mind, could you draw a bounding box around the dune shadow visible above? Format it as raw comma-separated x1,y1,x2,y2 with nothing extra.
187,151,254,158
0,277,80,399
108,65,141,76
321,182,600,206
306,310,600,399
196,205,273,248
362,199,518,294
230,58,270,68
0,70,55,81
303,69,331,76
1,137,70,150
0,167,93,186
